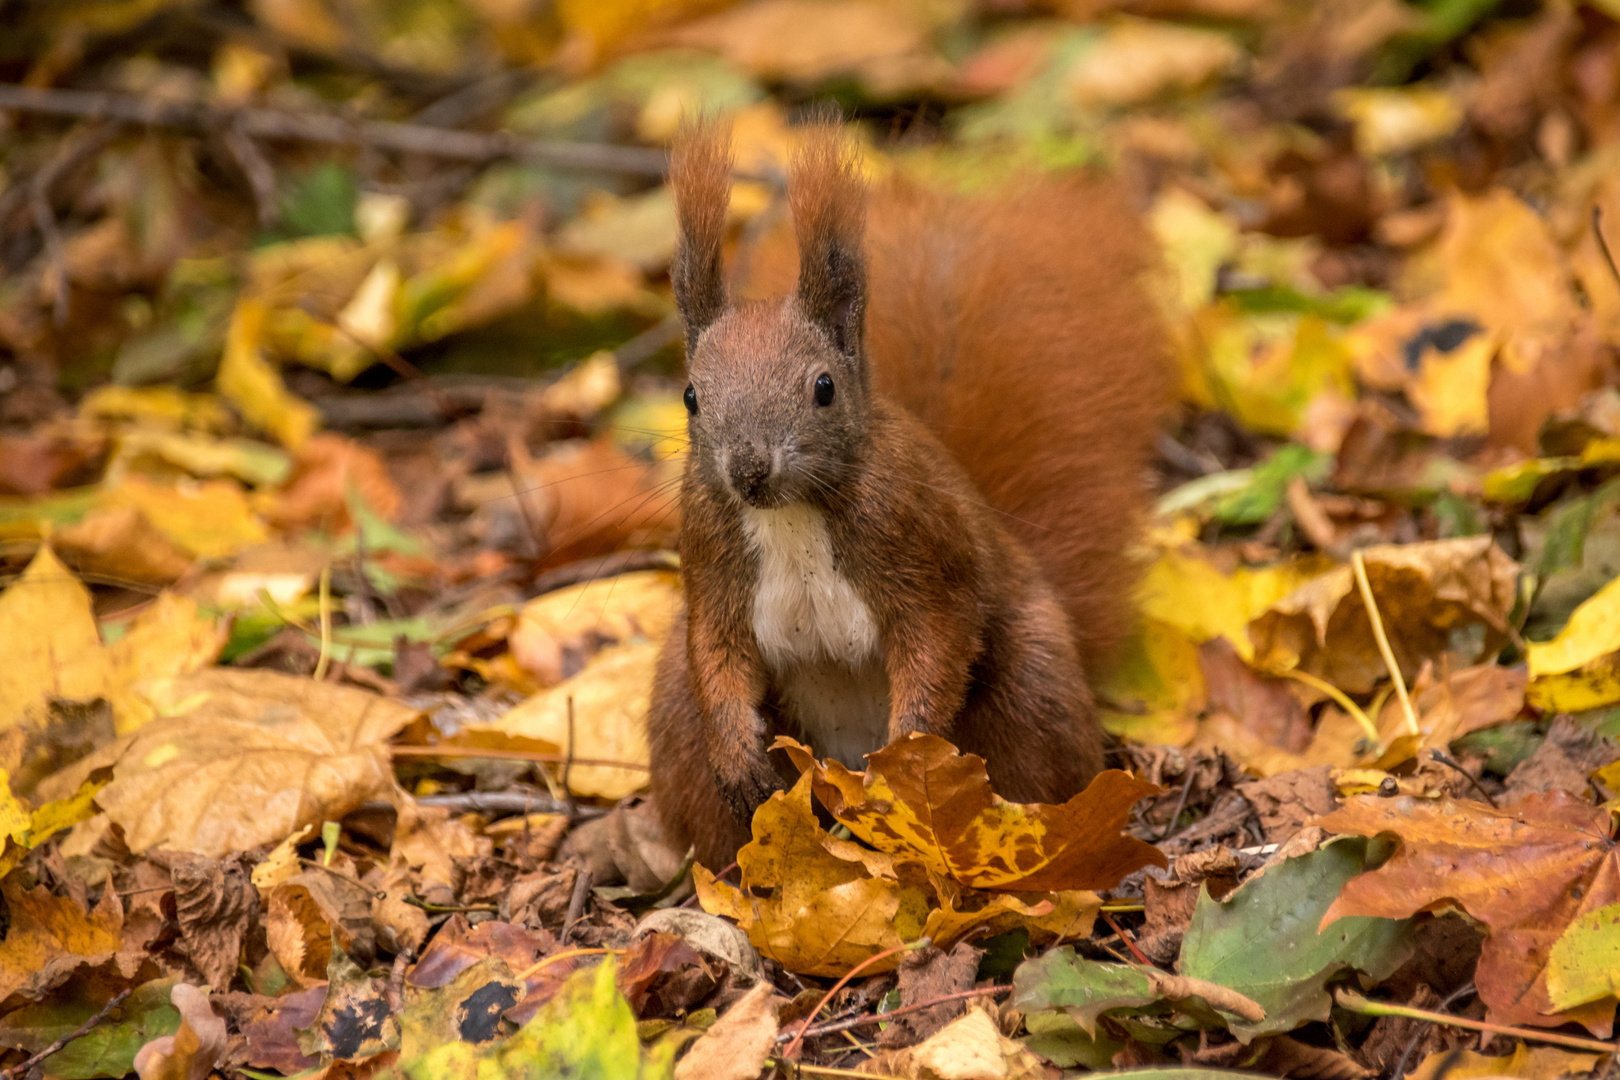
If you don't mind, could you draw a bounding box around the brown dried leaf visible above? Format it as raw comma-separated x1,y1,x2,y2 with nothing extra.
133,984,226,1080
0,880,123,1006
1318,791,1619,1035
672,980,780,1080
149,851,260,991
38,668,417,856
781,734,1166,892
1249,537,1518,694
863,1007,1049,1080
508,438,679,568
694,771,931,978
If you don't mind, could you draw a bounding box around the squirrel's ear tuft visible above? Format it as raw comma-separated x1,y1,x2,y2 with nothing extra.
670,116,734,354
789,118,867,364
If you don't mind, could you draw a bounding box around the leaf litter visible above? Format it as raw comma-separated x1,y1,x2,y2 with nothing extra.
1,0,1620,1078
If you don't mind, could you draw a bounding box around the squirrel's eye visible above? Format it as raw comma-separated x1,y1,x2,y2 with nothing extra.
813,373,835,407
684,383,698,415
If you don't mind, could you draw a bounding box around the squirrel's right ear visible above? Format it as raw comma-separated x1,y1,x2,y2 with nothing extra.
790,122,867,365
669,117,733,355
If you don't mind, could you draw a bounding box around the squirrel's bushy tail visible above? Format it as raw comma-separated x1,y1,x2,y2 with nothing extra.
863,176,1172,669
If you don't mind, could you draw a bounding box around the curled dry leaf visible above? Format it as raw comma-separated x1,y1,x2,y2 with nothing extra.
695,764,1106,978
695,772,930,978
862,1007,1050,1080
132,985,226,1080
37,668,417,856
672,979,779,1080
0,879,123,1004
779,734,1166,892
154,851,260,991
1318,792,1619,1035
505,569,680,686
1248,536,1518,694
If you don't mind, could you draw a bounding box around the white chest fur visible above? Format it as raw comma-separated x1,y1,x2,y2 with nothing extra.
741,504,889,768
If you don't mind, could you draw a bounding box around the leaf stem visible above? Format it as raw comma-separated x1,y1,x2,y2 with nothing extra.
768,1062,907,1079
1351,549,1419,737
1100,910,1153,966
313,564,332,682
1278,668,1380,744
781,937,933,1061
1333,989,1617,1055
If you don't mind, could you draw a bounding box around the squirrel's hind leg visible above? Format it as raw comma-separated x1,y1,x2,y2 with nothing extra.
954,590,1105,803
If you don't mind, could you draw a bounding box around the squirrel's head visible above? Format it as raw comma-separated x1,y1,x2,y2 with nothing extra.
669,117,869,510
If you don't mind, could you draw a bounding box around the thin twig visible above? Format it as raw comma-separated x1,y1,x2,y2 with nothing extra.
1391,982,1475,1080
30,182,67,327
296,857,384,899
529,550,680,596
562,695,579,820
1335,989,1617,1055
0,83,669,175
512,946,615,982
766,1059,908,1079
403,896,498,913
389,745,650,771
222,121,279,228
1427,750,1498,808
1100,910,1153,966
778,985,1014,1043
1595,206,1620,291
614,313,683,371
316,307,458,417
561,868,592,943
2,989,131,1080
782,938,932,1061
413,790,574,815
1157,767,1198,842
1352,549,1418,737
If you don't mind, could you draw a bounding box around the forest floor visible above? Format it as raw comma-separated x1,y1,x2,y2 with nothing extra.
2,0,1620,1078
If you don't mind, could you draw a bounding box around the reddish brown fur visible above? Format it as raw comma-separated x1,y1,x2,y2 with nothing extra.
648,123,1171,868
864,176,1170,664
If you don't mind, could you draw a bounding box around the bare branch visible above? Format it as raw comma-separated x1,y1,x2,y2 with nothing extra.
0,83,669,176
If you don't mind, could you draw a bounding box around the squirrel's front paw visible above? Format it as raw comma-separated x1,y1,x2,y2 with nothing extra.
713,748,781,824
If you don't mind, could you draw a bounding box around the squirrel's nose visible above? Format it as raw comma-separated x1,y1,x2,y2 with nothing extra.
727,444,773,502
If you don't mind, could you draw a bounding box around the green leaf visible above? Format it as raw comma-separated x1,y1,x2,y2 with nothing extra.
1538,476,1620,579
1020,1010,1124,1069
278,163,358,239
1178,838,1413,1042
1224,285,1391,325
40,980,181,1080
1214,445,1332,526
1012,950,1158,1036
390,961,674,1080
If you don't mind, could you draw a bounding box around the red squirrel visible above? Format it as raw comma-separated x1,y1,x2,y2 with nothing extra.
647,119,1170,868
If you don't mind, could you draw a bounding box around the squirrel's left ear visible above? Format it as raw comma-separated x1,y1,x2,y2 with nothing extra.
670,117,733,356
790,121,867,367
